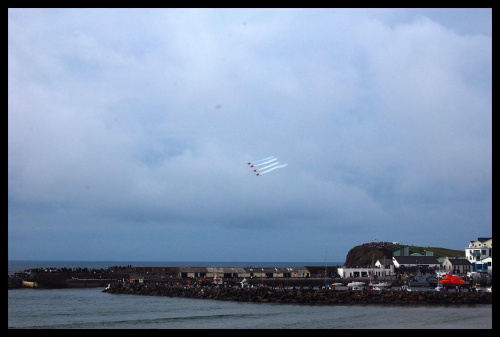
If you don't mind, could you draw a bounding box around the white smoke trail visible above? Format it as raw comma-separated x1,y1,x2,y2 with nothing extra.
251,157,277,167
254,162,280,171
257,163,288,175
248,156,276,165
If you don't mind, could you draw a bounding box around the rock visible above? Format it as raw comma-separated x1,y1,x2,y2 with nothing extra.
102,283,492,305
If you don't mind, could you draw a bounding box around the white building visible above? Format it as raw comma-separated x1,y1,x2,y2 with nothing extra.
392,256,441,269
338,259,396,278
374,258,395,276
336,266,372,279
465,237,492,274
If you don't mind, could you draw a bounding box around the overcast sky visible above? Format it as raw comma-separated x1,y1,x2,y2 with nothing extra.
8,8,492,263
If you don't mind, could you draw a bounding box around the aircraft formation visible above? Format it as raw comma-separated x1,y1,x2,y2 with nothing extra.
247,156,288,176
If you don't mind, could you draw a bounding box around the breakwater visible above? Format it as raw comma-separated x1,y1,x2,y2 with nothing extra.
102,282,492,305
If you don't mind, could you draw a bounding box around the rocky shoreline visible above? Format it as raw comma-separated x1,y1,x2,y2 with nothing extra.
102,282,492,305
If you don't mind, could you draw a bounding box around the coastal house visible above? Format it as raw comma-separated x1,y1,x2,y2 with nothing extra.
392,256,441,269
290,267,310,278
206,267,220,278
465,237,492,275
336,266,372,279
374,258,395,276
274,267,293,278
338,259,395,279
179,267,209,279
223,267,247,278
304,266,337,278
180,267,251,279
237,267,268,278
177,266,312,280
243,267,313,279
246,267,294,278
442,257,472,275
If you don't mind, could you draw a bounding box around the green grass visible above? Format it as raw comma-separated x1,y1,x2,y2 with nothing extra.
394,245,465,258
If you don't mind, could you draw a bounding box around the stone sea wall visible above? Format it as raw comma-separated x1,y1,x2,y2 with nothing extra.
102,283,492,305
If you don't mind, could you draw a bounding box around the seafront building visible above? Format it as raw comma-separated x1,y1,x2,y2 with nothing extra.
177,266,311,279
465,237,492,274
10,237,492,290
336,237,492,279
442,257,473,275
171,237,492,281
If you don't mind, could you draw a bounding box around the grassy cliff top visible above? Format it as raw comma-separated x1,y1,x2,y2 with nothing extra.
402,245,465,258
344,242,465,267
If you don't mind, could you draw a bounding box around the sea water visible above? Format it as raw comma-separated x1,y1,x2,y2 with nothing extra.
8,287,492,329
7,261,493,329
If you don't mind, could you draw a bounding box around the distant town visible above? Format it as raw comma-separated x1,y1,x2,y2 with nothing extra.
9,237,492,292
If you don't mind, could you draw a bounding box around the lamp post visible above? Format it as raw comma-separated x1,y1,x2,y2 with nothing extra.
324,250,328,288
